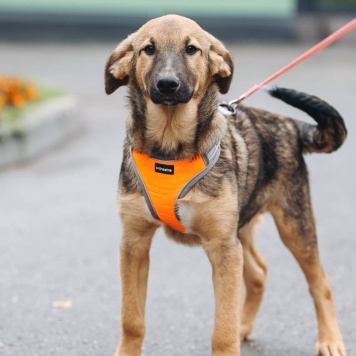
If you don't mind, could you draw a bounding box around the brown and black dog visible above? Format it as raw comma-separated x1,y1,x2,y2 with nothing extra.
105,15,347,356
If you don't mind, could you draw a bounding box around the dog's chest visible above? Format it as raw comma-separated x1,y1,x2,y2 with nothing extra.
130,144,221,233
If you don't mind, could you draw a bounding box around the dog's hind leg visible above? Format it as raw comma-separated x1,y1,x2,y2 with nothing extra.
270,188,346,356
239,214,267,341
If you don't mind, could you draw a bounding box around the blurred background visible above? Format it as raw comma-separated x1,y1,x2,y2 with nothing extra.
0,1,355,356
0,0,356,41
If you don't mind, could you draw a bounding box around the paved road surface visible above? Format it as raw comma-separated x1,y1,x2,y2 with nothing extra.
0,40,355,355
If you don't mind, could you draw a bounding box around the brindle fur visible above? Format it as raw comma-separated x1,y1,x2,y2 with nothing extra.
105,15,347,356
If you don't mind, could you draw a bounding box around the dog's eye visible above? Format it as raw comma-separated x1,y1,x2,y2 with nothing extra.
186,45,198,55
143,45,155,55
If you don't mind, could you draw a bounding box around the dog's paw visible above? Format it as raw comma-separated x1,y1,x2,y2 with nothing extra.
315,340,346,356
240,323,253,341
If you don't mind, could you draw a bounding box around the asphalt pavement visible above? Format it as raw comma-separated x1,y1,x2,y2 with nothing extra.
0,39,355,356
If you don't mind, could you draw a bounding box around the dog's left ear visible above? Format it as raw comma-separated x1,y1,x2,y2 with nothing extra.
105,35,134,95
207,34,234,94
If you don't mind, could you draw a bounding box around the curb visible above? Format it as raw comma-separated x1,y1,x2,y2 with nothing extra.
0,96,81,169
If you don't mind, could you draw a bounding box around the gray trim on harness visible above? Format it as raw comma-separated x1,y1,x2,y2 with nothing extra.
130,142,221,226
130,149,159,220
178,143,220,199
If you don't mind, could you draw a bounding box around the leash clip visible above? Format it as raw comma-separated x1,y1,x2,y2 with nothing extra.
218,101,238,116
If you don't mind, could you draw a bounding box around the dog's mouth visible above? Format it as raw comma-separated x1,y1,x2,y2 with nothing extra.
149,93,193,106
160,99,179,106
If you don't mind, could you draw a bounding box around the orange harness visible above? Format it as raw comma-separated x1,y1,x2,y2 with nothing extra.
131,144,220,232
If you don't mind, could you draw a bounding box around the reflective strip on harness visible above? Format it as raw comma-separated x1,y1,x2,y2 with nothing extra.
130,144,221,232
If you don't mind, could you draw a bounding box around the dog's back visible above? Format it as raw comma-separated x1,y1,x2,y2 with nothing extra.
229,87,347,227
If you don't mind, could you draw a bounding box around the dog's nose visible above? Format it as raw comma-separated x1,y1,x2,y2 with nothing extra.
156,75,179,95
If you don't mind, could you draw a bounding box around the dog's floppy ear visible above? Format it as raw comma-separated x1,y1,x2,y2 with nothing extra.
105,35,135,95
207,34,234,94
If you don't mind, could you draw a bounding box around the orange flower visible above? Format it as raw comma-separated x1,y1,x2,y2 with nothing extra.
0,75,39,109
10,93,25,108
0,93,6,106
24,84,38,100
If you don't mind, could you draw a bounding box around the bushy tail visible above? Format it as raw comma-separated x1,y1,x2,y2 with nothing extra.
269,87,347,153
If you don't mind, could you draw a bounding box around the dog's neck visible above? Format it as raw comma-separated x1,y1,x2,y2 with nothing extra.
126,83,227,160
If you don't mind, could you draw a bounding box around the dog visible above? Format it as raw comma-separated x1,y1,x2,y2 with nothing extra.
104,14,347,356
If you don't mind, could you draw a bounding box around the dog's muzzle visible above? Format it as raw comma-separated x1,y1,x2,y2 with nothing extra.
156,75,180,95
148,74,192,106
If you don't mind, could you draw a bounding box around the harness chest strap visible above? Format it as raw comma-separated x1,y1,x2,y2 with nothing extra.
130,143,221,232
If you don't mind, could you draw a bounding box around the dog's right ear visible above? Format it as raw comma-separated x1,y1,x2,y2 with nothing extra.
105,35,134,95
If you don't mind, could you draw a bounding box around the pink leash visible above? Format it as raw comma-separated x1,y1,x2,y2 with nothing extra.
223,18,356,113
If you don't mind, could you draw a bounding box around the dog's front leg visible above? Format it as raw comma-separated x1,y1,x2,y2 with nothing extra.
201,228,243,356
115,201,157,356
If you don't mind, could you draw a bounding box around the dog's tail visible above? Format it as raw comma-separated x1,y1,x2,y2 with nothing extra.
268,87,347,153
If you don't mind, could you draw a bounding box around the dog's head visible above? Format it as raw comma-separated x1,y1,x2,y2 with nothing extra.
105,15,233,106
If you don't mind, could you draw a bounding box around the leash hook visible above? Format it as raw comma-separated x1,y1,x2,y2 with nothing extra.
218,101,238,116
